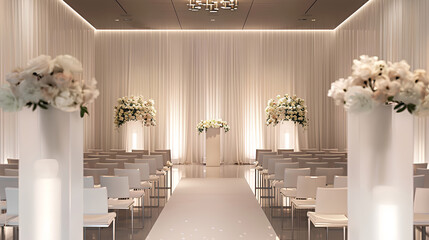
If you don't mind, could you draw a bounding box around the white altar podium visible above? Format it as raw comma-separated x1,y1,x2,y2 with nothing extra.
206,128,221,167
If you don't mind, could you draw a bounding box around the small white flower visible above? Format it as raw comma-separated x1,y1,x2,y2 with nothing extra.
17,79,44,103
53,55,83,76
344,86,376,113
22,55,53,77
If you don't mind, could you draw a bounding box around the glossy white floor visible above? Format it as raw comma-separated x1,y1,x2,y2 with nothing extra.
0,164,346,240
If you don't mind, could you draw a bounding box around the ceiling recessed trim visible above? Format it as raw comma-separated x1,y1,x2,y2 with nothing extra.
61,0,372,32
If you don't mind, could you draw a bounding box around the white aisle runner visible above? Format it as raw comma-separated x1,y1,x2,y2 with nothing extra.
147,178,278,240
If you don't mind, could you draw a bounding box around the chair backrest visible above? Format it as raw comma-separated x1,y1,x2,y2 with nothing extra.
315,167,344,185
274,162,299,180
135,158,157,174
416,168,429,176
258,152,276,166
333,176,348,188
103,158,127,168
7,159,19,165
321,148,339,152
4,169,19,176
414,163,428,174
316,154,346,161
262,155,284,169
5,187,19,215
284,168,311,188
151,152,168,165
114,168,142,189
88,149,103,153
84,168,108,185
297,158,320,167
415,188,429,214
84,187,108,215
414,175,425,196
305,162,329,175
95,163,119,175
277,149,294,155
132,149,149,155
83,176,94,188
296,176,327,199
0,176,18,200
88,154,109,161
100,176,130,198
124,163,150,181
306,151,325,156
110,149,126,153
155,150,172,162
334,162,348,175
268,158,292,174
315,187,347,214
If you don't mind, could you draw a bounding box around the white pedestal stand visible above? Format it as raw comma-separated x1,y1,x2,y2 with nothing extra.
19,108,83,240
206,128,221,167
347,105,413,240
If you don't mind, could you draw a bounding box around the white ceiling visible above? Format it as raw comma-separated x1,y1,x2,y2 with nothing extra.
64,0,368,30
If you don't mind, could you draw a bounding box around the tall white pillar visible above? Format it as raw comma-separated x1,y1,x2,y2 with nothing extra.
347,105,413,240
19,108,83,240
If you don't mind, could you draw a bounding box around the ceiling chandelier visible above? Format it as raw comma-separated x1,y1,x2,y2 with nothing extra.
187,0,238,13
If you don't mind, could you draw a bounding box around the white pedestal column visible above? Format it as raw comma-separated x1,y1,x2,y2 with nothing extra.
348,105,413,240
19,108,83,240
206,128,221,167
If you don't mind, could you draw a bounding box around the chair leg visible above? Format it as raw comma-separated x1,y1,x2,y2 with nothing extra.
113,219,116,240
423,226,427,240
131,205,134,234
98,227,101,240
343,226,346,240
292,204,294,231
308,218,311,240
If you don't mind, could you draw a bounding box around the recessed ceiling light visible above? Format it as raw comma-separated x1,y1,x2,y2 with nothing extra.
311,18,316,22
114,19,120,22
211,19,216,22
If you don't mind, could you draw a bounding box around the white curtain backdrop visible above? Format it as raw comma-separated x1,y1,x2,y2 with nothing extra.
0,0,95,163
1,0,429,164
94,31,335,164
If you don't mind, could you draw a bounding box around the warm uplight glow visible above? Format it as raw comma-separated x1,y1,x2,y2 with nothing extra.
378,204,398,240
132,132,138,150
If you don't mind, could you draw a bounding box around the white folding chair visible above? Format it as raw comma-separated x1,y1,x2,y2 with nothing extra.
124,163,154,211
100,176,134,231
305,162,329,175
414,163,428,174
110,149,126,153
6,159,18,165
131,161,161,207
83,187,116,240
307,187,348,240
84,158,100,168
116,155,138,163
291,176,327,229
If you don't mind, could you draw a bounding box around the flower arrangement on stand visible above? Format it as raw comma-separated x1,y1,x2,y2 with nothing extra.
197,119,230,134
114,96,156,128
265,94,309,128
328,55,429,114
0,55,99,117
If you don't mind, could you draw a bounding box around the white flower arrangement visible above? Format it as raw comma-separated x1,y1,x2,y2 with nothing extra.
328,55,429,115
197,119,230,134
265,94,309,128
0,55,99,117
114,96,156,128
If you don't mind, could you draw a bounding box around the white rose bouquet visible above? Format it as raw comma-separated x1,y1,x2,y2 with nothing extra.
197,119,230,134
0,55,99,117
328,55,429,115
265,94,309,128
114,96,156,128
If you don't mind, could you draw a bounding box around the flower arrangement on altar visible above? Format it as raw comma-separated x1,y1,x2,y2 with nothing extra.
265,94,309,128
197,119,230,134
114,96,156,128
328,55,429,115
0,55,99,117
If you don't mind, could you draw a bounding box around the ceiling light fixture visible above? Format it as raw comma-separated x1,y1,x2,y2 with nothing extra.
187,0,238,13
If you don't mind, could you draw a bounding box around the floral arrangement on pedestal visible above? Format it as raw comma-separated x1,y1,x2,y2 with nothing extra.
197,119,230,134
114,96,156,128
328,55,429,115
265,94,309,128
0,55,99,117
